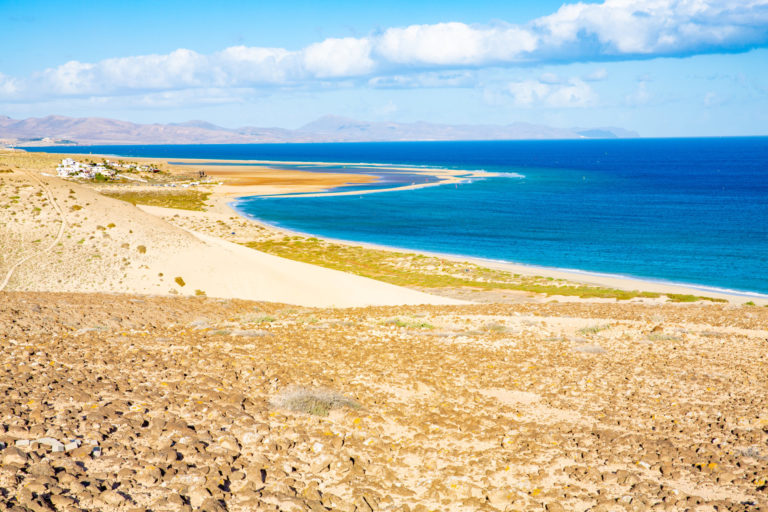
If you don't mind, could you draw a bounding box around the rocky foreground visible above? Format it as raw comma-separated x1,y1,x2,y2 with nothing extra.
1,292,767,511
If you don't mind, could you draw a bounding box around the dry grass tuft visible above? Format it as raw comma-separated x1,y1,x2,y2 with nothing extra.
578,324,611,335
101,190,210,211
382,318,434,329
270,386,360,417
574,344,606,354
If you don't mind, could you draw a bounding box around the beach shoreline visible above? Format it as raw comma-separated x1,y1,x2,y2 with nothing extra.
227,200,768,304
5,148,765,305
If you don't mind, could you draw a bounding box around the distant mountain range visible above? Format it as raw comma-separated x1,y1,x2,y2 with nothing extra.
0,114,638,145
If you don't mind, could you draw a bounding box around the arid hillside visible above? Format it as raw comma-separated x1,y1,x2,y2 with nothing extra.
1,292,766,511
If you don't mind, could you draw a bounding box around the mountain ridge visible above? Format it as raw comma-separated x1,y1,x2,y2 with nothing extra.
0,114,639,145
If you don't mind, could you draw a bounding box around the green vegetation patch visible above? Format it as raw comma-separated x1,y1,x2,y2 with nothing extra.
244,237,709,301
382,317,435,329
578,324,612,335
101,190,210,211
666,293,726,303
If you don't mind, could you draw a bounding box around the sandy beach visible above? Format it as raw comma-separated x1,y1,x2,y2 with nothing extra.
2,149,765,306
0,152,460,307
1,149,767,511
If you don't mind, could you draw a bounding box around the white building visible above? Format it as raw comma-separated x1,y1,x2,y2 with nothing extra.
55,158,114,179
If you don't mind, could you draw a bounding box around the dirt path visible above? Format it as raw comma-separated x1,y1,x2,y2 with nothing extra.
0,170,67,291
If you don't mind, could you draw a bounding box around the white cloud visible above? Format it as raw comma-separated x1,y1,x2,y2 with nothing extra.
547,79,597,107
369,71,475,88
533,0,768,56
1,0,767,102
507,78,596,107
0,73,19,95
42,60,96,94
539,72,562,84
507,80,551,106
303,37,374,77
99,49,208,90
216,46,301,84
584,68,608,81
376,22,538,65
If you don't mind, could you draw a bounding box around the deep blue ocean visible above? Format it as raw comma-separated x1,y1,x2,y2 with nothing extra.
27,138,768,296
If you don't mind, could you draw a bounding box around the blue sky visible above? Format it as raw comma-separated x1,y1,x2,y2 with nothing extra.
1,0,767,136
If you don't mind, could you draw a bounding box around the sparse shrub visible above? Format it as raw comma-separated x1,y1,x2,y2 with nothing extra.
195,289,206,296
383,318,434,329
255,315,275,323
645,334,681,342
745,301,756,306
107,222,116,228
270,387,360,417
70,205,82,211
137,245,146,254
578,324,611,335
483,322,508,333
174,276,185,287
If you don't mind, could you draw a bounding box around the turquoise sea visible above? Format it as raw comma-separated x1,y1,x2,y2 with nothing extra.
27,138,768,296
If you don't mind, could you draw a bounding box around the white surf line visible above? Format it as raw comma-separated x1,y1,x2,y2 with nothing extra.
0,170,67,292
259,170,494,199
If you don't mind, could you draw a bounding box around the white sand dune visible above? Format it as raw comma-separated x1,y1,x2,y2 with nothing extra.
0,168,461,307
136,205,463,307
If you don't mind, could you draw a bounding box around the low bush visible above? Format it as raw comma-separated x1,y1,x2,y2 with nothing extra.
270,387,360,417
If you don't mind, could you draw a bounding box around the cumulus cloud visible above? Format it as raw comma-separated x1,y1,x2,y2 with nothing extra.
36,48,301,97
216,46,304,85
534,0,768,57
372,0,768,67
303,37,374,77
376,22,538,66
1,0,767,101
506,78,597,107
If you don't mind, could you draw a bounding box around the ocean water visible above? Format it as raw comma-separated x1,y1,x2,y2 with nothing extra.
27,138,768,295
